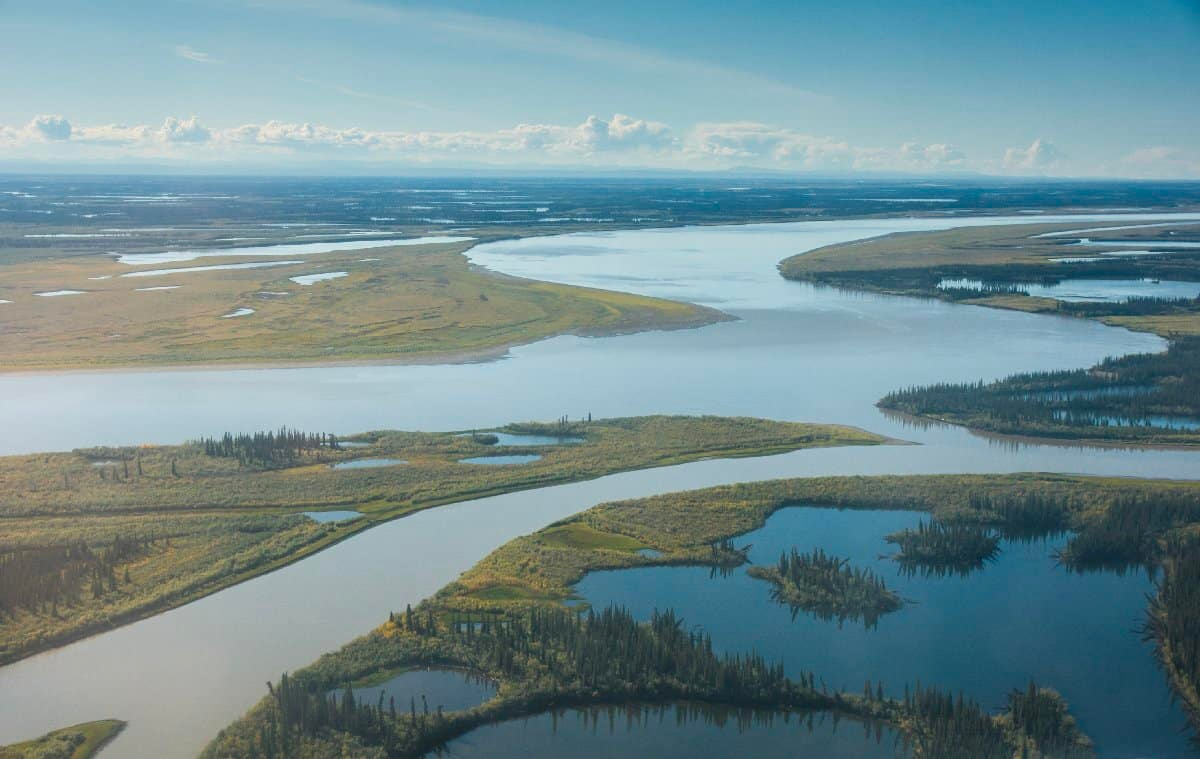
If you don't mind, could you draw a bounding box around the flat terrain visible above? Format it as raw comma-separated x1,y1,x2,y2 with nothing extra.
0,415,886,665
0,238,721,371
780,221,1200,337
205,472,1172,758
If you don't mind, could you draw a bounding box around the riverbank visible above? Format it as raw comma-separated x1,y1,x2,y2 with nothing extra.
0,416,886,666
0,720,125,759
0,236,724,373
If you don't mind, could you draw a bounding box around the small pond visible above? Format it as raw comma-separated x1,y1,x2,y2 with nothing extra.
458,454,542,465
290,271,348,285
331,668,495,714
330,458,407,470
302,510,363,523
438,703,899,758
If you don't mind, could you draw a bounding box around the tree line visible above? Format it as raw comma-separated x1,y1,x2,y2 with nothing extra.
0,534,152,618
200,427,342,468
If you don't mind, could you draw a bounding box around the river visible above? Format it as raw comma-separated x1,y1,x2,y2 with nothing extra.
1,213,1198,757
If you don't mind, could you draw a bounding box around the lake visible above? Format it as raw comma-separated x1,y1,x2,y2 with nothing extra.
440,703,900,758
576,506,1187,758
2,213,1199,758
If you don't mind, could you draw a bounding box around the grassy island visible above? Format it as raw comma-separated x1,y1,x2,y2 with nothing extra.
0,720,125,759
200,472,1198,758
747,548,902,627
0,415,884,665
779,220,1200,339
0,237,723,372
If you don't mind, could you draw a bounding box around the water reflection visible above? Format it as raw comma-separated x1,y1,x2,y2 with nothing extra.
576,506,1190,757
436,702,901,758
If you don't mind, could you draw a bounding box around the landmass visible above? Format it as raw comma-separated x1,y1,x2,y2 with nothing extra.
206,471,1200,758
0,415,886,665
0,237,723,372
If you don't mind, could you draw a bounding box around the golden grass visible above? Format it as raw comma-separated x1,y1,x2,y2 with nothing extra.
0,416,888,665
0,240,720,371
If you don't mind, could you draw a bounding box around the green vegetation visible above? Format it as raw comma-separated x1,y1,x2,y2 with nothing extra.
779,221,1200,338
0,720,125,759
880,337,1200,447
1145,540,1200,741
747,548,902,628
0,240,723,372
887,521,1001,577
204,472,1187,758
0,415,884,665
201,428,342,468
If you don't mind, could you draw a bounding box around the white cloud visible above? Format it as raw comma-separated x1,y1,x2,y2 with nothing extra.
1002,138,1063,172
174,45,222,64
28,114,72,140
159,116,212,143
2,112,1192,178
73,117,211,146
1121,146,1200,178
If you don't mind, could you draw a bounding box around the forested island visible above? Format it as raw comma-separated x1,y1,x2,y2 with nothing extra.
0,415,884,665
747,548,903,627
880,336,1200,446
203,471,1200,758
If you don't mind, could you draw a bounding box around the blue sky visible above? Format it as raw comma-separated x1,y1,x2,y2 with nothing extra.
1,0,1197,176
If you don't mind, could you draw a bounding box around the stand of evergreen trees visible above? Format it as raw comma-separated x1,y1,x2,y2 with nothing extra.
965,491,1070,541
879,337,1200,443
200,427,341,468
1057,491,1200,571
208,598,1094,758
887,520,1001,577
1144,538,1200,742
747,547,902,629
0,535,151,617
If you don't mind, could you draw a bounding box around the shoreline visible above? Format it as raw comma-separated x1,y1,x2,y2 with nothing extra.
0,419,888,666
4,209,1194,376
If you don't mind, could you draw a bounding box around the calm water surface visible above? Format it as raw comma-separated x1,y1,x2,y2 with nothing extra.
459,454,543,465
2,214,1200,757
439,704,900,758
330,457,408,469
577,507,1185,758
331,668,496,714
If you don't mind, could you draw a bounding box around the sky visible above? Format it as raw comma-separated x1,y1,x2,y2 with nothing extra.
0,0,1198,177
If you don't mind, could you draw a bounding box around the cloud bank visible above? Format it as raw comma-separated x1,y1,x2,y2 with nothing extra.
0,113,1193,177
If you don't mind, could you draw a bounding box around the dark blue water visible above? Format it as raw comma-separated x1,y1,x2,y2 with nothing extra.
576,507,1189,758
330,668,496,714
438,703,900,758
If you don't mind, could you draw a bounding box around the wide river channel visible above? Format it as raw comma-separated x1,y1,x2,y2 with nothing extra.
2,213,1199,757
